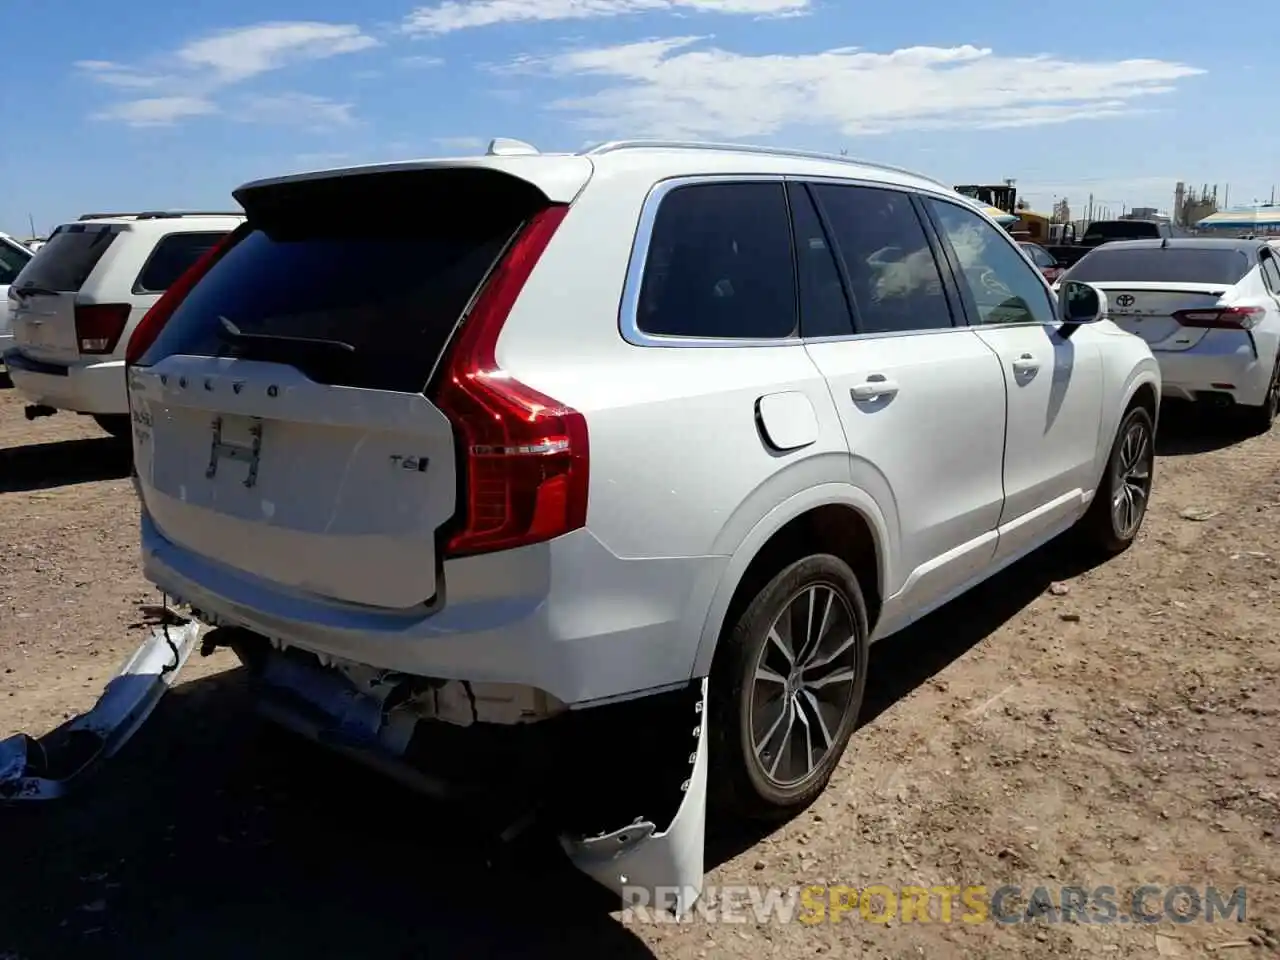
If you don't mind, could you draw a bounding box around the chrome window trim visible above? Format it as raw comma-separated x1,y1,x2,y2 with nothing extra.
618,174,801,348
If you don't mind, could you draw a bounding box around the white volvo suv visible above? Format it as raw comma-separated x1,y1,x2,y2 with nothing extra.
123,140,1160,913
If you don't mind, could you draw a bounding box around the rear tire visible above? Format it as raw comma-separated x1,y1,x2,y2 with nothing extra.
1076,404,1155,555
710,553,869,821
92,414,131,440
1240,357,1280,435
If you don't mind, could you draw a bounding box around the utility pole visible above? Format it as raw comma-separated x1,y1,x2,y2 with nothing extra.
1088,192,1094,221
27,213,35,239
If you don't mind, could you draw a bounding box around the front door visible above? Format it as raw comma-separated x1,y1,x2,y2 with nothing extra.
924,196,1104,564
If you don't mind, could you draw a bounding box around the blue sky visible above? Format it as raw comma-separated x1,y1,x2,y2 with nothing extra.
4,0,1273,237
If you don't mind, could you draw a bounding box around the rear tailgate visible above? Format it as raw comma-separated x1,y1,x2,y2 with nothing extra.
8,222,123,363
130,161,589,610
1092,281,1228,351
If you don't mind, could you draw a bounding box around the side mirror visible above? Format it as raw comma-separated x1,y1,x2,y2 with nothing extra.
1057,280,1107,339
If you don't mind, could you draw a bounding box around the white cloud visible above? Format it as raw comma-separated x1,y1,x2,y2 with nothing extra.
231,93,358,130
90,96,219,127
77,21,378,127
403,0,808,35
176,22,379,84
503,38,1203,138
398,54,445,68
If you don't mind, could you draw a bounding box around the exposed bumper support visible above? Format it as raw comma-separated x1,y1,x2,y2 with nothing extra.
0,621,201,800
222,631,709,916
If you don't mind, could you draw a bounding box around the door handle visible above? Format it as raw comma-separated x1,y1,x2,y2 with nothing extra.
1011,353,1040,375
851,374,900,400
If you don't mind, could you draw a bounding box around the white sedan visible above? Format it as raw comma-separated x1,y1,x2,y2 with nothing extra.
1062,237,1280,432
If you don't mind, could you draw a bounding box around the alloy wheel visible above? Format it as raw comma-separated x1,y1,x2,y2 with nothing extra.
1111,417,1153,540
747,583,860,788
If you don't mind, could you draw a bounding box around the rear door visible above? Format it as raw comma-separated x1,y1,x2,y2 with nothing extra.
795,181,1007,627
9,222,122,363
129,167,560,610
1065,245,1253,351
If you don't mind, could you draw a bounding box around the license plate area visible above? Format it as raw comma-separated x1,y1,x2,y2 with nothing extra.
205,414,264,488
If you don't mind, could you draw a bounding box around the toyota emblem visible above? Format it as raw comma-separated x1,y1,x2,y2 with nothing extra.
1115,294,1135,307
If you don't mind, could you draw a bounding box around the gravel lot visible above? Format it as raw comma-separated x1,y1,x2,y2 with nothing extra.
1,376,1277,959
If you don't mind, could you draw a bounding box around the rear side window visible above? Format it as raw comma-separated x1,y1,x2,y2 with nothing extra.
636,182,797,339
133,232,230,293
812,184,954,334
12,225,119,292
0,241,31,285
1261,255,1280,294
138,169,542,393
1065,247,1252,285
788,183,853,339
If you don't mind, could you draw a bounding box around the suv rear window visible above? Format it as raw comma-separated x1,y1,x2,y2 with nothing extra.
13,224,120,292
133,232,230,293
1066,247,1252,285
138,169,545,393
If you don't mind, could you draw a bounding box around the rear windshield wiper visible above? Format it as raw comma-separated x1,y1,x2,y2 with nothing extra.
13,283,60,298
217,315,356,353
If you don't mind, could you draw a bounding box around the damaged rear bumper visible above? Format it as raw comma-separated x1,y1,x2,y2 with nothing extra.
0,620,201,800
222,630,709,916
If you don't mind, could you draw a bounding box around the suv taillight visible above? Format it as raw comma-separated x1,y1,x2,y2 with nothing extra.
75,304,132,354
125,227,245,366
432,204,589,558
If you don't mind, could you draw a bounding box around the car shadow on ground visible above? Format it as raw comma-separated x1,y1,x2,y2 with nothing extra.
0,370,12,389
0,536,1110,959
1155,400,1264,456
0,435,131,493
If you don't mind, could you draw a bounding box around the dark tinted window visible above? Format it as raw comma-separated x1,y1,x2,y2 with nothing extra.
1083,220,1161,241
788,183,852,338
139,188,535,393
134,232,230,293
1065,247,1252,285
928,198,1055,326
0,240,32,285
12,224,119,292
812,184,953,334
637,182,796,339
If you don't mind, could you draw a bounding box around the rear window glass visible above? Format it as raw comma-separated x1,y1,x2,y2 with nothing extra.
138,172,542,393
1083,221,1161,241
12,225,119,292
134,232,230,293
1065,247,1252,285
0,241,32,285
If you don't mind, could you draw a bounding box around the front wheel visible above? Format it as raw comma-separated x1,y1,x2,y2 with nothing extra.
710,554,870,820
1077,405,1155,555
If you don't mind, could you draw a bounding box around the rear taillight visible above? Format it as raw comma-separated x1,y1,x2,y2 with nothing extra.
124,227,244,366
75,304,132,354
1172,306,1265,330
432,204,588,558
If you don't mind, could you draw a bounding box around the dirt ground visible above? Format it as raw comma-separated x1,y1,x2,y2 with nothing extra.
0,374,1277,960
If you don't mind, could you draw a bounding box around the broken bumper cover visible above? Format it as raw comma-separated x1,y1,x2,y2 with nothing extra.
225,632,710,916
0,621,201,800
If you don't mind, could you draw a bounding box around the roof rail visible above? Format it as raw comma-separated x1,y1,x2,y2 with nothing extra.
76,210,243,221
581,140,952,191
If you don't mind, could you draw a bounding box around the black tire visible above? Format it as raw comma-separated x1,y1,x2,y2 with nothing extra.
92,414,131,440
1077,404,1155,555
710,553,870,820
1240,357,1280,435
